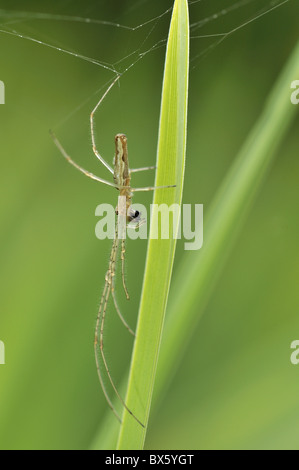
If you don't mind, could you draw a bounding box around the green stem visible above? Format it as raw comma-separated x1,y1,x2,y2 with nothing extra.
117,0,189,450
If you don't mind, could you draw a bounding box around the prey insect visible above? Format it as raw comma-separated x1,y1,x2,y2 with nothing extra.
51,76,175,427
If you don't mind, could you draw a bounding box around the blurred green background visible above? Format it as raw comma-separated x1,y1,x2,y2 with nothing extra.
0,0,298,450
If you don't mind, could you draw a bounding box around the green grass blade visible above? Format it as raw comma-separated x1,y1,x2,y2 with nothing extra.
116,0,189,450
154,39,299,403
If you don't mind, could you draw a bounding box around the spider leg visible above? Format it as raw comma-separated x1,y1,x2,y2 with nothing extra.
90,76,121,174
130,166,156,173
51,130,119,189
